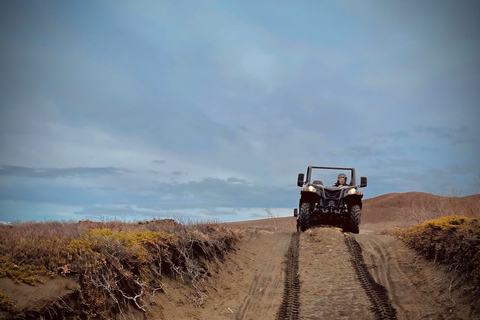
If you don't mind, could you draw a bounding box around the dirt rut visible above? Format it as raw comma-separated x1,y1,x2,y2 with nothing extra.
354,233,466,320
276,232,300,320
344,235,397,319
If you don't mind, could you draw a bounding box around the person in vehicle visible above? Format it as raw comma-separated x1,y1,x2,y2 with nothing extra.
333,173,348,187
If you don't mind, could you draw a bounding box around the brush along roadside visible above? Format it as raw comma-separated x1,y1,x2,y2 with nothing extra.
0,220,241,319
393,216,480,313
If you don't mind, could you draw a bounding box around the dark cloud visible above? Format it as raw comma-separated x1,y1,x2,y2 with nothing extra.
0,1,479,223
227,177,247,184
0,165,124,179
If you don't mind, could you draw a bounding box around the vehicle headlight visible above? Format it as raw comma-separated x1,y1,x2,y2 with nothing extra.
302,185,317,192
347,188,357,195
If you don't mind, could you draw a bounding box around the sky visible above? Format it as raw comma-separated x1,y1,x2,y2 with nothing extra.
1,0,479,223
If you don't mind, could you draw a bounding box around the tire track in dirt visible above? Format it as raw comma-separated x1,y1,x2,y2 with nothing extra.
276,232,300,320
345,235,398,320
354,233,467,320
232,232,291,320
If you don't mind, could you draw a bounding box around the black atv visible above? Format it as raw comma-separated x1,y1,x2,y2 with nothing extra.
294,166,367,233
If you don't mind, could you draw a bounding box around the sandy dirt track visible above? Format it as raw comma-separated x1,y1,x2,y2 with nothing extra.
148,231,291,320
146,219,473,320
354,232,466,320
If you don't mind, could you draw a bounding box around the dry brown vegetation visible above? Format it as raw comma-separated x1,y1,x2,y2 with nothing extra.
0,219,240,319
393,216,480,308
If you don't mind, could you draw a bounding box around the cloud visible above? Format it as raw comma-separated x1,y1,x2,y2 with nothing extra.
0,0,479,223
73,204,240,222
227,177,247,184
381,126,477,145
0,200,83,222
412,126,475,145
141,177,297,210
74,204,161,220
0,165,124,179
70,204,294,223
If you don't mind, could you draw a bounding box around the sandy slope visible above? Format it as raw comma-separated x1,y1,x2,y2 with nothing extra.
147,231,291,320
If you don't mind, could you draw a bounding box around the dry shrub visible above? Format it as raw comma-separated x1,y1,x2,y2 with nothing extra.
397,216,480,304
0,219,240,319
0,289,15,312
399,194,480,224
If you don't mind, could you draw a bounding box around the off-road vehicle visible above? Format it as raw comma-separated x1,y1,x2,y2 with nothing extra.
294,166,367,233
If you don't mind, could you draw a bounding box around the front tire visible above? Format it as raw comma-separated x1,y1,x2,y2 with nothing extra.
347,205,361,234
299,202,311,232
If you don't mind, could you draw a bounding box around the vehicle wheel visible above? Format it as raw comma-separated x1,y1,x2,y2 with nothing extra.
299,202,311,232
347,205,361,234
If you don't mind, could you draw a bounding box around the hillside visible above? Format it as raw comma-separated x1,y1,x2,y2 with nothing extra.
362,192,480,226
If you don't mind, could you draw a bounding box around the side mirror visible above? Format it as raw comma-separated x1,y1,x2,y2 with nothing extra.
293,208,298,217
360,177,367,188
297,173,305,187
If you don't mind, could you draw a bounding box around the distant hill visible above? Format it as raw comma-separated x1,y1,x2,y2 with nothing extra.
362,192,480,224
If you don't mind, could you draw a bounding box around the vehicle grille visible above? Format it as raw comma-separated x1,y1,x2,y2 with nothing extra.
324,189,341,199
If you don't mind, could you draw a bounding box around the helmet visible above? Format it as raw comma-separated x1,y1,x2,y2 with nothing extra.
337,173,347,179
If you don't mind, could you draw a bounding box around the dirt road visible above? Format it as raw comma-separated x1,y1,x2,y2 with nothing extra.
149,221,472,320
149,231,291,320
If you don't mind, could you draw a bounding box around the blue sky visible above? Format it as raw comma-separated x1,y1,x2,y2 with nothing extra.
1,0,479,222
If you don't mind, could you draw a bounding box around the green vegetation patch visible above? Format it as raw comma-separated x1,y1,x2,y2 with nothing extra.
0,258,55,285
398,216,480,300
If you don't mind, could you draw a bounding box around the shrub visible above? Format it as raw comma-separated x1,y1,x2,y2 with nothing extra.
0,220,239,319
397,216,480,302
0,289,15,312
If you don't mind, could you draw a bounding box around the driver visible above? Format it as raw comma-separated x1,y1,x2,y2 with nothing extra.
333,173,348,187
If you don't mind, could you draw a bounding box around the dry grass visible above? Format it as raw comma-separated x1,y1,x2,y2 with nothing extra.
394,216,480,307
0,219,240,319
362,192,480,225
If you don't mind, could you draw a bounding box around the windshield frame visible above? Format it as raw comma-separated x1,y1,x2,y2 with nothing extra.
306,166,356,186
